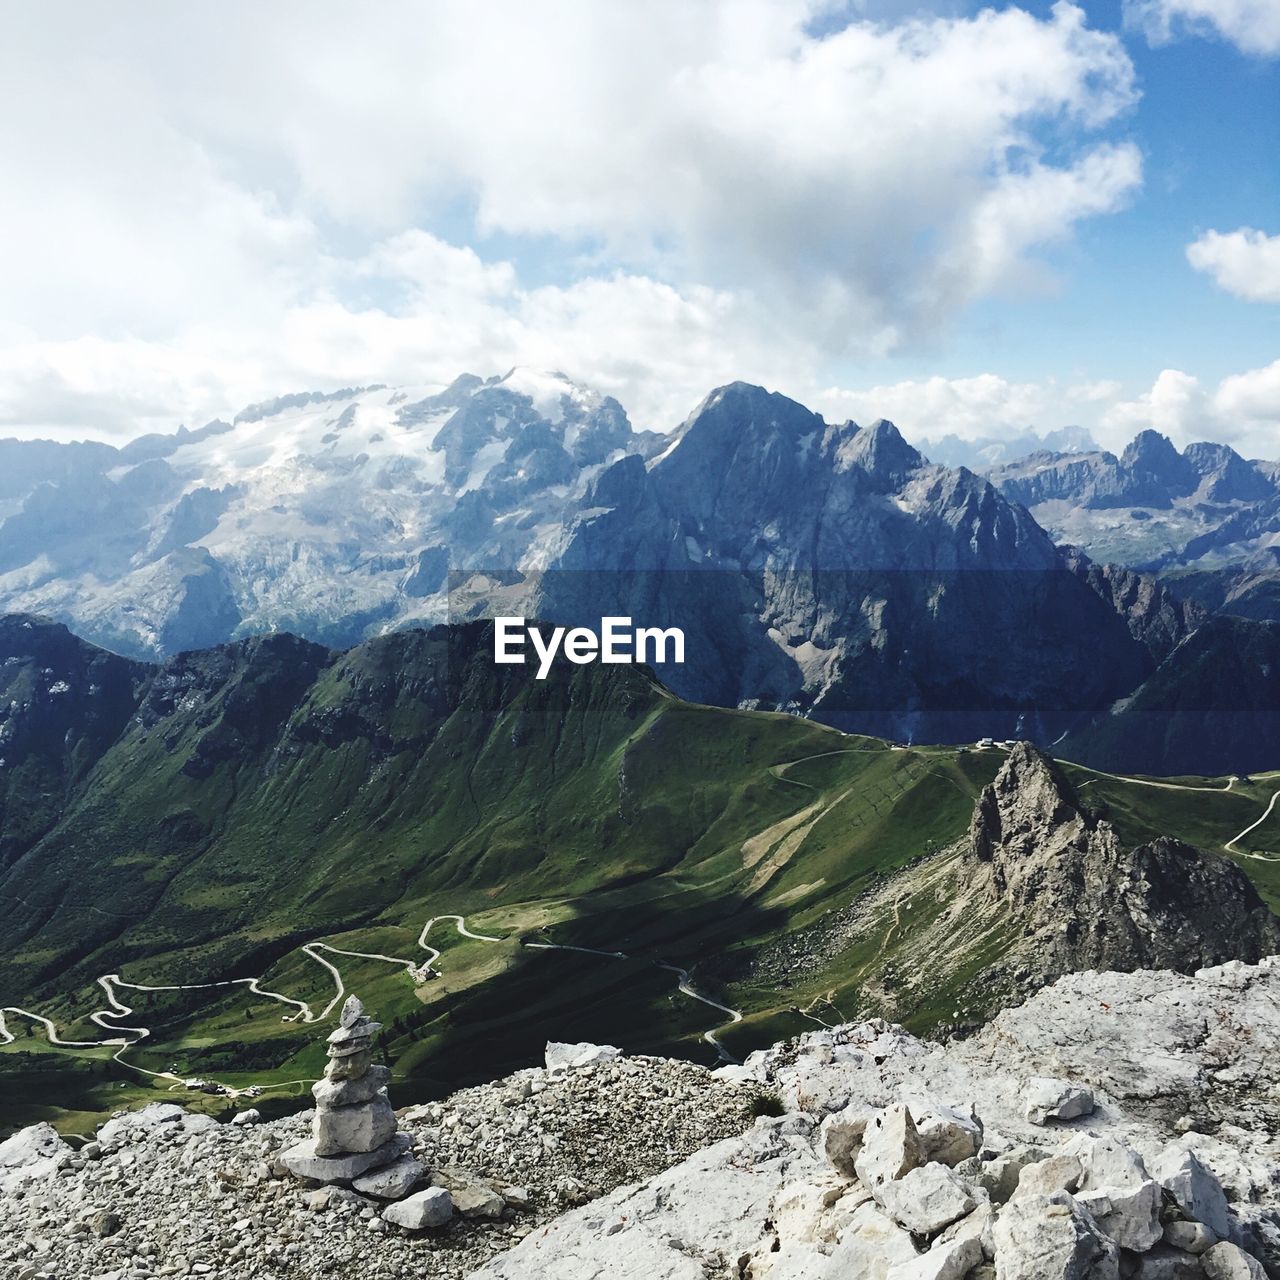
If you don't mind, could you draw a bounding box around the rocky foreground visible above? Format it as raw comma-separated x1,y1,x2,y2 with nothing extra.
3,958,1279,1279
0,1051,765,1280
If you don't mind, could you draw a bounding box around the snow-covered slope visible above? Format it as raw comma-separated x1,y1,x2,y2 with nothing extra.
0,370,662,657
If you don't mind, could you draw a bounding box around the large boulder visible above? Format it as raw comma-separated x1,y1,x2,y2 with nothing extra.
545,1042,622,1072
908,1098,983,1167
1065,1134,1162,1252
855,1105,925,1190
876,1163,976,1236
1202,1243,1267,1279
992,1191,1120,1280
1015,1155,1085,1200
828,1198,921,1277
0,1122,72,1192
1025,1078,1096,1126
97,1102,185,1150
819,1102,875,1177
1151,1146,1232,1244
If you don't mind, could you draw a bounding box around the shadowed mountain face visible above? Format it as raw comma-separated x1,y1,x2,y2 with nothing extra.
1061,616,1280,778
511,384,1197,744
0,616,147,868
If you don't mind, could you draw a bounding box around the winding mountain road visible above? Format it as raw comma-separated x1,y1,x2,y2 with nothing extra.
10,749,1275,1086
1070,763,1280,861
0,915,499,1087
1225,789,1280,860
2,910,747,1081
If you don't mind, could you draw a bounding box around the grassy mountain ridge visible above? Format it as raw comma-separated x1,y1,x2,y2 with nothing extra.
2,614,1277,1135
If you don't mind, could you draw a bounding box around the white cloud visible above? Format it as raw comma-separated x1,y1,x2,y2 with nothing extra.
1215,359,1280,431
815,373,1059,439
1186,228,1280,303
808,363,1280,462
0,232,815,440
1104,361,1280,458
0,2,1141,439
1103,369,1209,441
1125,0,1280,54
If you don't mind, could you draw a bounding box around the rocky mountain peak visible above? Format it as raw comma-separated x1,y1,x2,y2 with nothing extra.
1118,429,1198,499
1120,428,1182,474
969,742,1083,874
838,417,923,487
966,743,1280,982
669,382,826,455
1183,440,1276,503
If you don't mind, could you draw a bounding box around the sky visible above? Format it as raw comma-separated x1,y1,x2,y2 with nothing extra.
0,0,1277,456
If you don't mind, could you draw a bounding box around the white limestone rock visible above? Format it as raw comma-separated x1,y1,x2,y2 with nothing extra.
828,1198,921,1278
908,1098,983,1168
1015,1154,1085,1199
313,1064,391,1108
887,1235,985,1280
0,1123,72,1192
1151,1146,1232,1244
992,1191,1120,1280
876,1163,976,1236
855,1104,925,1190
279,1132,410,1184
544,1041,622,1072
382,1186,454,1231
97,1101,185,1150
312,1092,397,1157
819,1102,875,1177
969,1146,1045,1205
471,1132,816,1278
1025,1077,1096,1126
325,1047,374,1081
352,1154,426,1201
1065,1133,1162,1253
1202,1243,1267,1280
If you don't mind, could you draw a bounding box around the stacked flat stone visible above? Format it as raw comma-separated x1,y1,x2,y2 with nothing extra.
281,995,410,1184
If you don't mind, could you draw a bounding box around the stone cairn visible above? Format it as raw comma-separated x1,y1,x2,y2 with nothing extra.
280,995,415,1189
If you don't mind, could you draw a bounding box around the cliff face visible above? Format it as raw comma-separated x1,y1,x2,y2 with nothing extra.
967,743,1280,980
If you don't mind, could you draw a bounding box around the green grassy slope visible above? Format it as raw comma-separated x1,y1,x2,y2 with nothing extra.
2,617,1276,1134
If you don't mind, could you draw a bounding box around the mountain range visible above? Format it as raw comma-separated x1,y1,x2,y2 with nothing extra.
984,428,1280,571
1,373,1277,772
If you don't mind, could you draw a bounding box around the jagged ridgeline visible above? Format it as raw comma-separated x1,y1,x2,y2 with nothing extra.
3,373,1279,776
0,613,1278,1131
